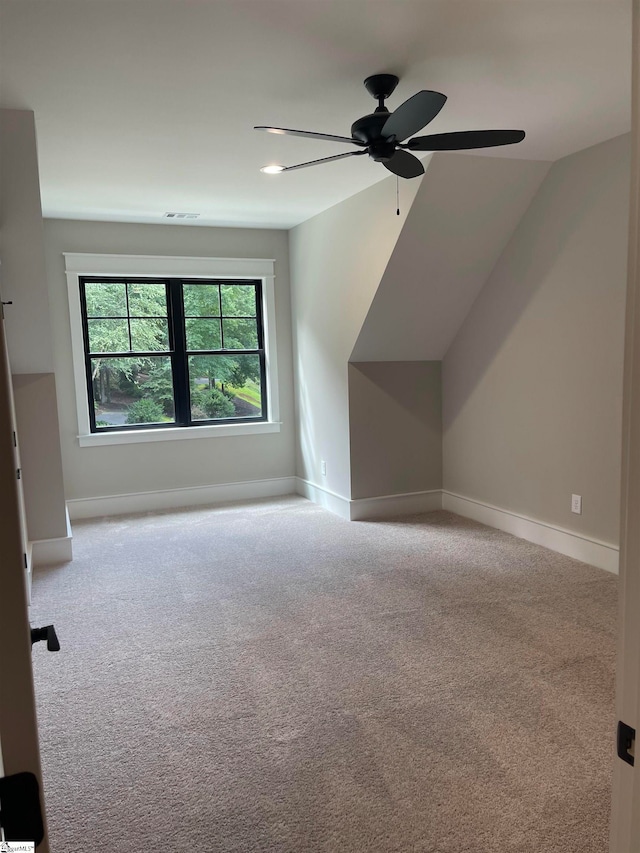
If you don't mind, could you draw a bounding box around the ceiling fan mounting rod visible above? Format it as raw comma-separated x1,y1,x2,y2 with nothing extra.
364,73,400,104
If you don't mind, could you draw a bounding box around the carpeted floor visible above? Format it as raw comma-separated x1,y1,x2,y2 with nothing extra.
30,497,617,852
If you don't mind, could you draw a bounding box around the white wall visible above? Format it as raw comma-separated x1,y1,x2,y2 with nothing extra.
13,373,68,541
348,361,442,499
352,153,550,361
289,174,422,499
43,219,296,501
0,109,67,545
443,134,630,546
0,110,55,373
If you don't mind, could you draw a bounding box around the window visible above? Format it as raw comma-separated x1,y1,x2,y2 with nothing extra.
81,277,266,431
65,255,280,446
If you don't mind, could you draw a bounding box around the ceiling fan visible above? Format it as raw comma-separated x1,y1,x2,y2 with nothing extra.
255,74,525,179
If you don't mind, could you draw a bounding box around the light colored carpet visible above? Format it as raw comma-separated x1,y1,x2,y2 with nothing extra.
30,497,616,852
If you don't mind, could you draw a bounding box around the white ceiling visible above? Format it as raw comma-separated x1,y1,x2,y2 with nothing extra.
0,0,631,230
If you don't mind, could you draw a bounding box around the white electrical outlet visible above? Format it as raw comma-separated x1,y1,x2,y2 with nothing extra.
321,460,327,477
571,494,582,515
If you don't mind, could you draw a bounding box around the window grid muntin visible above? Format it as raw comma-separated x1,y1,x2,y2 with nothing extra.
124,281,132,350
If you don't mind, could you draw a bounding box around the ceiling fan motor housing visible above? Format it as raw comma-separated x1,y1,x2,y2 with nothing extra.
351,111,397,162
351,112,391,144
368,139,398,162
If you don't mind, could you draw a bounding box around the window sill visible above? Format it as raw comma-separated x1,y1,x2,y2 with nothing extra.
78,421,282,447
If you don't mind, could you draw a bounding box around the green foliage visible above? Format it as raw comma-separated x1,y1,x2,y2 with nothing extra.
85,281,166,318
117,370,143,398
126,398,164,425
229,354,260,387
86,282,170,403
183,283,260,389
190,405,208,421
183,283,220,317
227,381,261,408
85,282,167,356
141,364,174,416
127,283,166,316
192,387,235,419
86,282,261,411
220,284,256,317
188,354,260,391
85,282,127,318
182,282,256,320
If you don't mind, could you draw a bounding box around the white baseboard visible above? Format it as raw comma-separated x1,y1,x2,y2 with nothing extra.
31,507,73,566
442,491,619,574
295,478,443,521
25,541,33,605
295,478,351,519
67,477,297,520
349,490,443,520
64,477,619,573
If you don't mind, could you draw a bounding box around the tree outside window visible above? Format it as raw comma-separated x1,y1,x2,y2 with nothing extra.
80,278,266,431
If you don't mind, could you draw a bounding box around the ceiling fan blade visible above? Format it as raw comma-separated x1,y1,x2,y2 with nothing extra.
280,150,367,172
383,150,425,179
406,129,526,151
254,126,366,146
381,91,447,143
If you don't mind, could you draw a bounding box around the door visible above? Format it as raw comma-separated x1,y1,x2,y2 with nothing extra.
610,1,640,848
0,303,50,851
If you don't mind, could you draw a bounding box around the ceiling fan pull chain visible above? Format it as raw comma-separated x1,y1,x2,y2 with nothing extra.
396,175,400,216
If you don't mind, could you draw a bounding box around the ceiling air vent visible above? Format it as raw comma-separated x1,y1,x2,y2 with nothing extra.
163,212,200,220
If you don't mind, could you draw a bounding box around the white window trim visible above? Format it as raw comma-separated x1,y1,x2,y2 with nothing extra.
64,253,281,447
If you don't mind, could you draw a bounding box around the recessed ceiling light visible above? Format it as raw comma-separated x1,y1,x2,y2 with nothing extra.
260,164,285,174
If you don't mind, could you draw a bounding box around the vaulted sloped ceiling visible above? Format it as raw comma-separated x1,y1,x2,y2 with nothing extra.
350,151,550,362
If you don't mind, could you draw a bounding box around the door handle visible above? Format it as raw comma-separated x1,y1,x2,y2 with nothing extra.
30,624,60,652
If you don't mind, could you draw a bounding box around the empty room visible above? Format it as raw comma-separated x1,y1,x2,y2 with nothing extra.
1,1,639,851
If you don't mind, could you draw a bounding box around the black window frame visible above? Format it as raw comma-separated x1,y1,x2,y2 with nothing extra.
79,276,267,433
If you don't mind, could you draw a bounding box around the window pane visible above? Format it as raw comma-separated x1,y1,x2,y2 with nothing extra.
221,284,256,317
87,319,129,353
188,354,263,421
185,318,221,351
222,318,258,349
127,283,167,317
183,284,220,317
85,282,127,317
90,357,175,428
130,318,169,351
